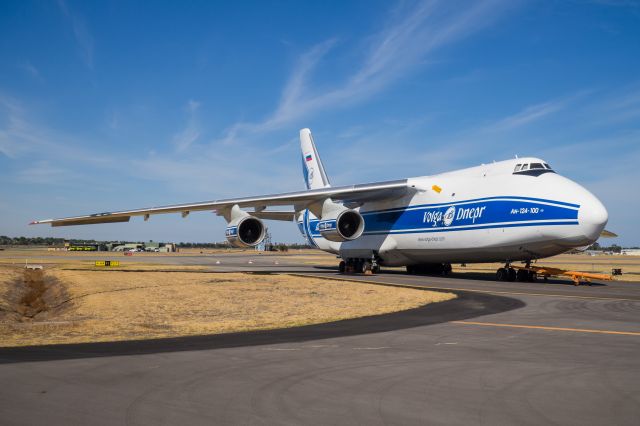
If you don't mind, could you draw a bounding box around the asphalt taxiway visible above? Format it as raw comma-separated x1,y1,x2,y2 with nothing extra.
1,253,639,425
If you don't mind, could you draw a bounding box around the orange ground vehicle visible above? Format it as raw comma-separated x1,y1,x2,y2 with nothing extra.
510,264,614,286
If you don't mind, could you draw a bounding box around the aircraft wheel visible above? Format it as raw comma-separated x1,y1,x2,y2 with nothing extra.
372,264,380,274
361,261,371,274
507,268,517,282
338,261,346,273
516,269,529,282
443,263,452,275
528,271,537,282
496,268,507,281
345,260,355,274
406,265,415,274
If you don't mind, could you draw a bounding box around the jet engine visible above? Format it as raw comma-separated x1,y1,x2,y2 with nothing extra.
225,216,266,248
318,208,365,242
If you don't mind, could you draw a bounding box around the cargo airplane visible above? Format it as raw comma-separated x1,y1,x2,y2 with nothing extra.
32,128,611,281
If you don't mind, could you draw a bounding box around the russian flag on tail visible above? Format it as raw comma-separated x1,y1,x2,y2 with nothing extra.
305,154,312,162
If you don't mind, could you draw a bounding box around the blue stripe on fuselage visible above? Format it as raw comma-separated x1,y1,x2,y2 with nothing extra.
303,209,318,247
362,196,580,215
303,197,580,238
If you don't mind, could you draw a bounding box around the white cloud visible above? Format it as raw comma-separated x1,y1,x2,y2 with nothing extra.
218,0,515,144
485,100,568,132
130,152,302,199
0,97,28,158
18,62,43,82
15,161,81,185
172,100,202,152
57,0,95,69
0,95,115,167
585,86,640,126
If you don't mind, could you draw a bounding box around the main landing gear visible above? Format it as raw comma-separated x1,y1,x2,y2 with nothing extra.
496,262,537,282
406,263,452,276
339,258,380,275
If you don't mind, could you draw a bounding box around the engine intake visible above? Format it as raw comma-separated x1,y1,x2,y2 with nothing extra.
318,209,364,242
225,216,266,248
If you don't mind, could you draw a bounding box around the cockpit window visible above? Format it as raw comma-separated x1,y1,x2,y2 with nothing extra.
513,161,556,176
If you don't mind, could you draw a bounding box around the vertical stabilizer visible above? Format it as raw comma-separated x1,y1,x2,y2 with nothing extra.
300,128,331,190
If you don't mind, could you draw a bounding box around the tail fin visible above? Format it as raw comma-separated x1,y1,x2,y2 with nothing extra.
300,128,331,190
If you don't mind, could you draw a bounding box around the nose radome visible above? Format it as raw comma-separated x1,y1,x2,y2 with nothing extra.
578,190,608,243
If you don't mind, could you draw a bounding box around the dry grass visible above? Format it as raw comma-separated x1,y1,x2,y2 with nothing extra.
0,265,453,347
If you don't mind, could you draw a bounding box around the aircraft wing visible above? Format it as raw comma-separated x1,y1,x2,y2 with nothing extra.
31,179,410,227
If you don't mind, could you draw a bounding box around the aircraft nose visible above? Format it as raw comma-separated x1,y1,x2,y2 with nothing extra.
578,189,608,243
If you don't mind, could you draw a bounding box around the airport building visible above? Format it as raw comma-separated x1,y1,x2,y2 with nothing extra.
105,242,177,252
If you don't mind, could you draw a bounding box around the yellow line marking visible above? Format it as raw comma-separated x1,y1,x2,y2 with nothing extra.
287,273,640,303
286,273,640,336
452,321,640,336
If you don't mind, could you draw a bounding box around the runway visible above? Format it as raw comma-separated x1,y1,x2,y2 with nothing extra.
1,253,639,425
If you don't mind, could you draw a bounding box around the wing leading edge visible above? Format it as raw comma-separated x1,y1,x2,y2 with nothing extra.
31,179,410,227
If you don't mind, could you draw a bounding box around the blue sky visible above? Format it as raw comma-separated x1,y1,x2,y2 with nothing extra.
1,0,639,245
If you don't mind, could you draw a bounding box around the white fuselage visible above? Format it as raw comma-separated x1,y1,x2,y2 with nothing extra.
297,157,608,266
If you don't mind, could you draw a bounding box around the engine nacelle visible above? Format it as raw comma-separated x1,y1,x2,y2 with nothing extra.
225,216,266,248
318,209,365,242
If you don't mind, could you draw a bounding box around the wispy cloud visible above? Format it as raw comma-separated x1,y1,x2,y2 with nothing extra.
18,62,44,82
586,85,640,126
57,0,94,69
218,0,515,144
480,90,594,133
0,95,113,167
172,100,201,152
0,96,28,158
15,161,82,185
327,85,637,184
131,151,301,198
484,99,569,132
